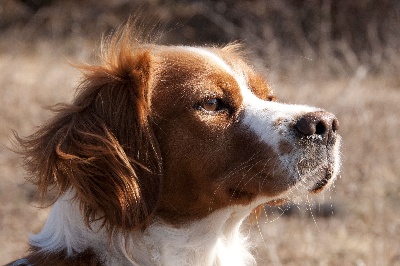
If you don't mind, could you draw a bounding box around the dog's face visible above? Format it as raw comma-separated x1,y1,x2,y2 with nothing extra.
20,32,340,232
149,45,341,223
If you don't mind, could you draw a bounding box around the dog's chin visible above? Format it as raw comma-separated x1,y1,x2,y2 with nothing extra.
290,141,340,195
267,162,338,206
309,168,334,193
298,162,338,195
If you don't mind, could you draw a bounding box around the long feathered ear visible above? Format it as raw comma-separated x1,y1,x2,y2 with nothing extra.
16,25,162,234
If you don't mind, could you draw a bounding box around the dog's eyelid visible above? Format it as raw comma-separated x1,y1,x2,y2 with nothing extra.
196,97,231,113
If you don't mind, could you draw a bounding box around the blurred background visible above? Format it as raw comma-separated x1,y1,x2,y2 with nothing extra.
1,0,399,265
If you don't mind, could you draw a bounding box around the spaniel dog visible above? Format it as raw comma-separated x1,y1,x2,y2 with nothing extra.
9,24,341,266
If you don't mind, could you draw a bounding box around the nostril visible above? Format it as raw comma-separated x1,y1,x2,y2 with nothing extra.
332,118,339,132
315,121,326,135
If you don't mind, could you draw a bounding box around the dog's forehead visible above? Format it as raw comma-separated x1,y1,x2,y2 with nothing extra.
155,46,235,69
181,47,236,75
153,45,272,98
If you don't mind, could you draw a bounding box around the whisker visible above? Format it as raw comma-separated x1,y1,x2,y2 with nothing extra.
306,195,320,231
208,152,262,208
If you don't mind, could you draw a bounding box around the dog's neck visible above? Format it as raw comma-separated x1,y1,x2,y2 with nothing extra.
29,191,258,265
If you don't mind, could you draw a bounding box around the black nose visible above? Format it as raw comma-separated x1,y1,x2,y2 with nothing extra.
295,111,339,140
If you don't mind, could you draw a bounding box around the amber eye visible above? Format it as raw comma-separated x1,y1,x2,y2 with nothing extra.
197,98,231,114
201,98,220,112
266,95,276,102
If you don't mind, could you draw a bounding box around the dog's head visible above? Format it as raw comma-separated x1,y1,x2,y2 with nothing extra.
18,26,340,233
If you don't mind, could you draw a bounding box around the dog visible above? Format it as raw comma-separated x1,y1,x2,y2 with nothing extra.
8,24,341,266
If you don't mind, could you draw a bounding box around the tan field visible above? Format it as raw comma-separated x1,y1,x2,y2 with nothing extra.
1,1,400,265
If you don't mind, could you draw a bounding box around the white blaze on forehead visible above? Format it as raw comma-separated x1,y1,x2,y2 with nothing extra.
181,47,252,91
181,46,318,149
181,46,235,75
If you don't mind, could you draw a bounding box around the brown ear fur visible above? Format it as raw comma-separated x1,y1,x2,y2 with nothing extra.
16,25,162,233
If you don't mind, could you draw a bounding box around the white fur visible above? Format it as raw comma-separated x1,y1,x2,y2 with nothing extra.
182,47,235,76
30,191,277,266
29,192,95,255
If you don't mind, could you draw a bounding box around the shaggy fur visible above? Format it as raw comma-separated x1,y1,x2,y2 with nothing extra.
9,23,340,266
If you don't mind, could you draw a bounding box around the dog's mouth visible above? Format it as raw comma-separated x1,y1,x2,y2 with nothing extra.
292,138,339,195
266,198,288,206
309,167,333,193
263,168,333,207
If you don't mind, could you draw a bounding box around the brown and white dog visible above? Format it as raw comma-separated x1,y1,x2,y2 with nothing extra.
9,25,341,266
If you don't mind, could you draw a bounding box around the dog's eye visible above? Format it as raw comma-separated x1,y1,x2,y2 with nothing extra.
197,98,232,114
202,98,220,112
199,98,230,113
266,95,276,102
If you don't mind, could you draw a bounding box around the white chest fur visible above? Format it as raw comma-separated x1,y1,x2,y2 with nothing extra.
30,191,261,266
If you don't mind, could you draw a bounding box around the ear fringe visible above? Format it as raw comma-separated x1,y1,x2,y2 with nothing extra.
78,17,160,85
15,21,163,235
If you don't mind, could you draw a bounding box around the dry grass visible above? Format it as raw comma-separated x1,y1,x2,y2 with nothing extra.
1,2,400,265
0,42,79,262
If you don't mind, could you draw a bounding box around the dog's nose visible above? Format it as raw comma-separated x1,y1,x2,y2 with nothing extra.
295,111,339,140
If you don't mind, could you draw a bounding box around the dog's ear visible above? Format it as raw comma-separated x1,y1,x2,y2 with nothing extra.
16,27,162,233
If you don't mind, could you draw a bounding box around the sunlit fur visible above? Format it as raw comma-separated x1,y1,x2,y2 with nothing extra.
10,23,341,266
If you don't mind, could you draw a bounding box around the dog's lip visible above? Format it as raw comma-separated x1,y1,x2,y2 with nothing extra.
310,168,332,194
266,198,288,206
